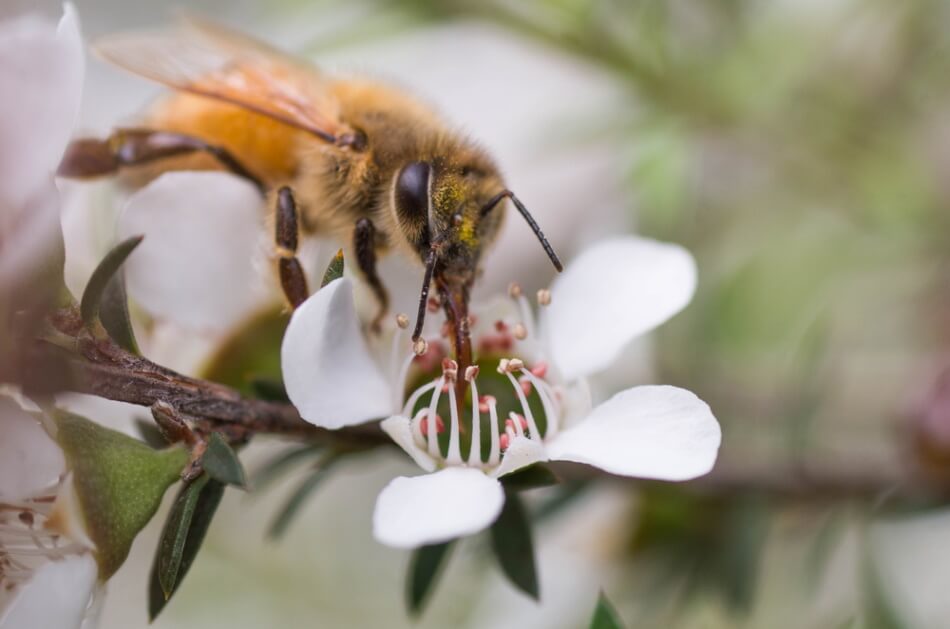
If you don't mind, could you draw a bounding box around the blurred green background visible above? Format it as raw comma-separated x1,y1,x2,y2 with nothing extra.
19,0,950,627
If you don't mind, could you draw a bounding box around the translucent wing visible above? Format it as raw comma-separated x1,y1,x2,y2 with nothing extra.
94,15,346,143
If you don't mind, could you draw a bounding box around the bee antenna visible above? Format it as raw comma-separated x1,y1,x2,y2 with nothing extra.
412,246,439,342
481,190,563,272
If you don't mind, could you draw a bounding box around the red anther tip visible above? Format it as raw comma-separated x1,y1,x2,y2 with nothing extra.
530,361,548,378
427,297,441,313
505,418,514,429
495,320,508,332
420,415,445,435
520,380,533,396
499,433,510,451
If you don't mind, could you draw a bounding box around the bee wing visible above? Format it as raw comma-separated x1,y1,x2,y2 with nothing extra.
94,16,346,143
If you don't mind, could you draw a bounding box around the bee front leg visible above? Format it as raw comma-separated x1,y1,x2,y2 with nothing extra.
275,187,310,309
58,128,265,194
353,218,389,332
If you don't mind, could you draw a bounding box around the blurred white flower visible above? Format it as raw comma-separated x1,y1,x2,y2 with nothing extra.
0,3,83,288
281,237,721,548
0,396,100,629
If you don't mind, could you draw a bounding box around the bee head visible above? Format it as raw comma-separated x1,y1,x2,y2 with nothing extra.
392,158,506,288
393,157,562,358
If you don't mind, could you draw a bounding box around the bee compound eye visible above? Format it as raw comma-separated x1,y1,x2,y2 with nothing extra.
395,161,431,222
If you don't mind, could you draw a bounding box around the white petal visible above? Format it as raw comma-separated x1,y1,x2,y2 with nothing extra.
546,385,720,481
380,415,437,472
544,237,696,380
119,172,273,330
281,278,392,428
491,436,547,478
0,397,64,501
0,4,83,210
0,179,62,290
373,468,504,548
0,553,97,629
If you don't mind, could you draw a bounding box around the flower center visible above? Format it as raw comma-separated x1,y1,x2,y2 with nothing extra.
387,284,562,470
0,490,82,594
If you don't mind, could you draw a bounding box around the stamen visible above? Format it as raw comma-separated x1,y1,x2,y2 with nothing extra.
504,370,542,442
508,284,536,339
396,313,410,329
419,414,444,435
403,380,438,418
410,408,428,446
412,338,428,356
499,432,510,452
487,397,501,465
537,288,552,306
426,377,445,457
520,368,561,439
446,383,462,464
466,367,482,465
513,323,527,340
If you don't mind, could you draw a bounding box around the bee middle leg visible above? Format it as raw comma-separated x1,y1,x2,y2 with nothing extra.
275,187,310,309
353,218,389,332
58,128,265,194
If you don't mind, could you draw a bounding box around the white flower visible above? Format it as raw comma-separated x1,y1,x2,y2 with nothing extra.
0,3,83,289
281,236,721,548
0,396,100,629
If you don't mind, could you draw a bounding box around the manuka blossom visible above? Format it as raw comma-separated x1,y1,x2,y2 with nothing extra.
281,236,721,548
0,397,99,629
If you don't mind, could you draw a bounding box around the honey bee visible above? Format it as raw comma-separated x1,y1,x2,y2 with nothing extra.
58,15,561,374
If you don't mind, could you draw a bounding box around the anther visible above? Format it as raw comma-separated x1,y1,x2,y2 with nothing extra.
412,338,428,356
520,378,533,396
499,433,510,452
530,361,548,378
497,358,510,374
508,282,522,298
427,296,441,313
537,288,552,306
513,323,527,340
464,365,480,381
495,320,508,332
478,394,496,413
441,358,459,382
508,358,525,371
420,415,445,435
396,313,410,329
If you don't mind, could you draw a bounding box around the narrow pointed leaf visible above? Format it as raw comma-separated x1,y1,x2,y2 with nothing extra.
490,492,539,599
500,463,559,491
99,270,140,354
267,459,335,540
590,592,625,629
251,445,323,493
79,235,143,328
407,540,455,616
149,475,225,621
202,433,247,489
320,248,345,287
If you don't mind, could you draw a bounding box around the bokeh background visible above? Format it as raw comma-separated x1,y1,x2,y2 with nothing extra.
8,0,950,627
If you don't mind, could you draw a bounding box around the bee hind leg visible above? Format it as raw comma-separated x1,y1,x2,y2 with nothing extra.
354,218,389,332
57,128,265,194
275,187,310,309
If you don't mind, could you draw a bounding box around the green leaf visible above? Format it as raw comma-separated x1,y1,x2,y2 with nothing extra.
149,475,225,621
52,409,188,579
500,463,559,491
589,592,625,629
79,235,143,329
98,270,140,354
251,445,323,493
407,540,455,616
267,458,335,540
490,492,539,599
202,433,247,489
320,248,345,287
